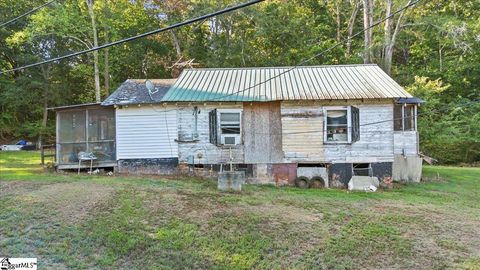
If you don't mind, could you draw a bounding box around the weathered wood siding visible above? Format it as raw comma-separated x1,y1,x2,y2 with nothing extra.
116,105,178,159
393,131,418,155
243,102,283,163
281,101,395,163
177,104,244,164
281,103,325,162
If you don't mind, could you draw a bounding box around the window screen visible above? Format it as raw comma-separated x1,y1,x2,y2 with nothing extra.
58,110,86,143
394,104,416,131
394,105,403,131
404,105,415,131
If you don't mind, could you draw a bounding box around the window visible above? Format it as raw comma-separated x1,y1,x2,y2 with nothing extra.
209,109,242,145
220,112,241,145
326,110,348,142
324,106,360,143
394,104,416,131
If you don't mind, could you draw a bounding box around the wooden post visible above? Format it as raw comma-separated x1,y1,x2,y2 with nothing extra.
229,147,233,171
41,145,45,165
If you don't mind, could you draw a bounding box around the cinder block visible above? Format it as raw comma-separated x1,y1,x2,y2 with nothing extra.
218,171,245,191
348,176,380,191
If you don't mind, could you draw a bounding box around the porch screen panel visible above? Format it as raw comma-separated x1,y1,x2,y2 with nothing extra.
87,109,116,161
58,110,87,164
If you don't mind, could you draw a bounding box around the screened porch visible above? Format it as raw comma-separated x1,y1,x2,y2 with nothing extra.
55,104,116,170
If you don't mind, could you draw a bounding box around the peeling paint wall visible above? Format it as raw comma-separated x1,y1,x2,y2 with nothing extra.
371,162,393,181
118,158,178,175
281,101,396,164
329,163,352,187
394,131,419,155
177,103,244,164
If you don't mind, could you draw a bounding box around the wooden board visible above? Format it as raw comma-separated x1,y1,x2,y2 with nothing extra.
243,102,283,163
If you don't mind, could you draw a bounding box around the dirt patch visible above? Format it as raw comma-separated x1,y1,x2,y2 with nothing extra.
0,181,46,197
143,189,222,223
24,182,115,223
143,188,323,224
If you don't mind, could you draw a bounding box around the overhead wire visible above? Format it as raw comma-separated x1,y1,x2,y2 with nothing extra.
0,0,56,28
0,0,265,75
207,0,423,101
127,0,429,128
131,0,424,114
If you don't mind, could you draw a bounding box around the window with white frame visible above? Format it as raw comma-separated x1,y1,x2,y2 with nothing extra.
324,106,360,143
219,112,241,145
209,109,242,145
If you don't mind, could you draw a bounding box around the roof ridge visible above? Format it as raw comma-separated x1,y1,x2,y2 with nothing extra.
184,64,379,71
127,78,176,81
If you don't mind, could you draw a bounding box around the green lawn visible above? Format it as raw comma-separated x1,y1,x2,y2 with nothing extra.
0,151,479,269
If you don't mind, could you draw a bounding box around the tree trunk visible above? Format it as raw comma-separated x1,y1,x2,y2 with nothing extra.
383,0,412,74
87,0,101,102
335,1,341,42
362,0,373,63
104,29,110,95
384,0,393,52
38,65,51,149
169,29,182,58
383,0,393,72
37,98,48,149
346,1,360,57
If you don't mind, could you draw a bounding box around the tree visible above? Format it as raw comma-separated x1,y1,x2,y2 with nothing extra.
382,0,412,74
362,0,373,63
86,0,101,102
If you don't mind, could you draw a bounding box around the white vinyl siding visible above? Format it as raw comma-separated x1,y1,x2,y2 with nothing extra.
116,106,178,159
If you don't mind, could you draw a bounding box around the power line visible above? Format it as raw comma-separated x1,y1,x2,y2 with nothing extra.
209,0,423,101
0,0,264,75
0,0,56,28
133,0,423,114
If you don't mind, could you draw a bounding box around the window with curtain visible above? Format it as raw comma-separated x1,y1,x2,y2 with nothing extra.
326,110,349,142
324,106,360,144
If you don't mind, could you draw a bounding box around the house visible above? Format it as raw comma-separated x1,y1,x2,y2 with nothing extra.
53,64,423,186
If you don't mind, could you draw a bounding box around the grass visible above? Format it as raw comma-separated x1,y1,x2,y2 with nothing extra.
0,151,479,269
